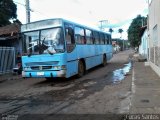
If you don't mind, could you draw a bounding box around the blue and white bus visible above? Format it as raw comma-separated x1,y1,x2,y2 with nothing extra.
21,18,113,78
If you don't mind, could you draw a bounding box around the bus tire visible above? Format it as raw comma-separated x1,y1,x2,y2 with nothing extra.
102,55,107,66
77,60,85,78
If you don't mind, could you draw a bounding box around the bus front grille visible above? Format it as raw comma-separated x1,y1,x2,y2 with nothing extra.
25,61,59,66
31,66,52,70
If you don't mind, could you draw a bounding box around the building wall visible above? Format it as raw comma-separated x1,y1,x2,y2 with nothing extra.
148,0,160,76
139,29,148,59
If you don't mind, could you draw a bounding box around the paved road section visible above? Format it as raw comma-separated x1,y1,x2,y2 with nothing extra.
2,50,160,119
0,50,133,117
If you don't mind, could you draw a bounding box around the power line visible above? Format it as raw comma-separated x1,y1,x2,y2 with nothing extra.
32,10,51,18
14,0,50,22
14,1,33,12
14,1,25,7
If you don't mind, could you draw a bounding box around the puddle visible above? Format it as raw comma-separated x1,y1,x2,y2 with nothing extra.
109,62,132,84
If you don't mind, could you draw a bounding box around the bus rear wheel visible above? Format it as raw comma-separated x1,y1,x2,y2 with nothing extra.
77,60,85,78
102,55,107,66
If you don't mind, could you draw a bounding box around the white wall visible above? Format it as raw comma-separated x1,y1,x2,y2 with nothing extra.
139,29,148,59
148,0,160,77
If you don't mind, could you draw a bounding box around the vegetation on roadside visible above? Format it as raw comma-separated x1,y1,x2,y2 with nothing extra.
0,0,18,26
128,15,147,48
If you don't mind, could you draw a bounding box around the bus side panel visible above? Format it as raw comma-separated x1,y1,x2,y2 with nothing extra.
66,46,78,78
85,55,103,70
95,45,100,55
76,45,96,58
66,60,78,78
101,45,107,54
106,45,113,61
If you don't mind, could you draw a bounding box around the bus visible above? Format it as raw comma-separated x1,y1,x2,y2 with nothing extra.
21,18,113,79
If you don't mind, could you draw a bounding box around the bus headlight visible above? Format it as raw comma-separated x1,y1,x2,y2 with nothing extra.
53,65,66,70
53,66,61,70
24,67,30,71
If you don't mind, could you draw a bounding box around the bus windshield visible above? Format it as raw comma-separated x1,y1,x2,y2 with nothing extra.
23,28,64,55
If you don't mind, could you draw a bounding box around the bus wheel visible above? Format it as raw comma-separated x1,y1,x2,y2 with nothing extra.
77,60,85,78
102,55,107,66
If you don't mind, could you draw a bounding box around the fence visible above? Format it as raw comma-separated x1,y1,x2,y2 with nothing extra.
0,47,15,74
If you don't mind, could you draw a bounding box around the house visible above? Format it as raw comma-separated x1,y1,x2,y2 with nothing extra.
112,38,120,53
139,26,149,60
0,23,21,53
0,23,21,74
112,38,129,52
148,0,160,76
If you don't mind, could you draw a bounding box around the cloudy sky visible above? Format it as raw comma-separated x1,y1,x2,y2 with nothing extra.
13,0,148,39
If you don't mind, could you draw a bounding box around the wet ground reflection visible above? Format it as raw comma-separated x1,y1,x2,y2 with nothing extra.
105,62,132,84
111,62,132,83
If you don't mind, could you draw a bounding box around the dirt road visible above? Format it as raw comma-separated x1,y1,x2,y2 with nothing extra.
0,50,133,119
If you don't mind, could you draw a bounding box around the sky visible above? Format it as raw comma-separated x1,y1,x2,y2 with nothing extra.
13,0,148,39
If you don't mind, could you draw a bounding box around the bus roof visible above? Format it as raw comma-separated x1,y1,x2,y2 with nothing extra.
21,18,111,35
21,18,63,32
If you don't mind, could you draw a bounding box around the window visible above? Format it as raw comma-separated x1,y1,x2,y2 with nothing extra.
23,28,65,55
85,29,93,44
64,23,75,52
100,33,105,44
24,31,39,54
93,31,100,44
109,36,112,44
105,35,109,44
75,27,86,44
65,23,75,44
40,28,64,54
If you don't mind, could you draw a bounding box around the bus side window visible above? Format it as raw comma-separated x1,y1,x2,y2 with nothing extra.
75,27,86,44
93,31,100,44
100,33,105,44
109,36,112,44
85,29,93,44
65,28,71,44
107,36,110,44
104,34,107,45
65,27,74,44
65,24,75,52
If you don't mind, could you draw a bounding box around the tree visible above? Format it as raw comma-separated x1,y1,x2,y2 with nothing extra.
13,19,22,25
127,15,147,47
109,28,114,35
118,28,124,50
0,0,17,27
118,28,123,38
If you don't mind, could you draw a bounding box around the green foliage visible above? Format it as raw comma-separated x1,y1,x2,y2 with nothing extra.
128,15,147,47
0,0,17,26
118,28,123,38
13,19,22,25
109,28,114,34
118,28,123,34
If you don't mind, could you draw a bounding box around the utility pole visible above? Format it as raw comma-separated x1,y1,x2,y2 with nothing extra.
25,0,30,23
99,20,108,31
123,39,125,51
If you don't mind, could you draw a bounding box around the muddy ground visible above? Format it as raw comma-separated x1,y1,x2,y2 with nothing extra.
0,50,134,119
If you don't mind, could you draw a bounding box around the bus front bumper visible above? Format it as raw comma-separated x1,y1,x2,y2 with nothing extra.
22,70,66,78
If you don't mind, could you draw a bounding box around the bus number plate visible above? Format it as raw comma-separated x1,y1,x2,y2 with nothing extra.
37,72,44,76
